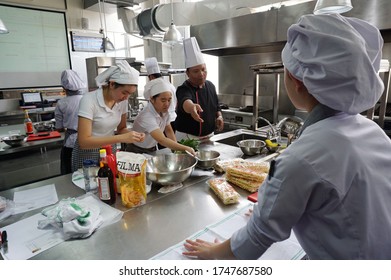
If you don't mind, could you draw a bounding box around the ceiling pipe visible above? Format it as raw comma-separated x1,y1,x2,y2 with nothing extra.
118,0,280,37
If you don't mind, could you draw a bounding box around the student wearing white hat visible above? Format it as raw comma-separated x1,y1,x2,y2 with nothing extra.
183,14,391,259
55,69,86,174
72,60,145,171
127,78,195,155
144,57,177,126
174,37,224,142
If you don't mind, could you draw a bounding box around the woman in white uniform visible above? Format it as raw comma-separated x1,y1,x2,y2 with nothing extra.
183,14,391,259
72,60,145,170
127,78,195,155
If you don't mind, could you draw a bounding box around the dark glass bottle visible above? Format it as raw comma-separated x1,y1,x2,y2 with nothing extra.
97,149,116,205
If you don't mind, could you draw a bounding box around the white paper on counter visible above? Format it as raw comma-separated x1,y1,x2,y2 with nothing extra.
13,184,58,214
1,193,123,260
151,203,306,260
0,213,66,260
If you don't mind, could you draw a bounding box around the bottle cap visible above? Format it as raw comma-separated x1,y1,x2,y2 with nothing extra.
99,149,107,158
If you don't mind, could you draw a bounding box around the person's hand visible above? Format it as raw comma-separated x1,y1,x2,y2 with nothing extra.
185,147,196,156
216,116,224,132
182,238,220,259
121,131,145,143
190,104,204,123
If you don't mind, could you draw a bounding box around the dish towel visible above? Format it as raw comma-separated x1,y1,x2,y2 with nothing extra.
37,197,103,239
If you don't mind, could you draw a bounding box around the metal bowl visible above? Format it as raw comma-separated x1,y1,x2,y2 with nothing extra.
195,150,220,170
237,139,266,156
146,153,197,185
1,135,27,147
34,121,53,132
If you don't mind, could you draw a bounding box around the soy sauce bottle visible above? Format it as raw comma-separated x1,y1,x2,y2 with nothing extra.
97,149,116,205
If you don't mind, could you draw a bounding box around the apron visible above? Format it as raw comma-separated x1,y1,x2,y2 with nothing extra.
71,139,117,172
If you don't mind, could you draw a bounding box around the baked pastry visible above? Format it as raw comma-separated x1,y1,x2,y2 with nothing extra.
226,172,267,193
208,178,240,204
226,162,270,182
214,158,244,173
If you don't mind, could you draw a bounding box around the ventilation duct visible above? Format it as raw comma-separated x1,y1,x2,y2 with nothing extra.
118,0,279,38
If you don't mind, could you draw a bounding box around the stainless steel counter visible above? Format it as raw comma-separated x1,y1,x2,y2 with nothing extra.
0,124,64,156
0,129,279,260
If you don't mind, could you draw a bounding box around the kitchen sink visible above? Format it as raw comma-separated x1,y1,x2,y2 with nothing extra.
215,133,267,147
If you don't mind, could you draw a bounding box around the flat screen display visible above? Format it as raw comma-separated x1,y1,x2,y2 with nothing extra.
0,4,71,90
21,92,43,104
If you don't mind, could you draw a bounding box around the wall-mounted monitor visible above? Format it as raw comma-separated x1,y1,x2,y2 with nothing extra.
21,92,43,105
70,31,104,52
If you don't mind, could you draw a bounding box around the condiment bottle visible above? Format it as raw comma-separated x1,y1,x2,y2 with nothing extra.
97,149,116,205
103,145,118,194
24,110,34,135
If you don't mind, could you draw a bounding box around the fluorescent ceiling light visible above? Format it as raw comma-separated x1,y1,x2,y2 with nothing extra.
0,18,9,34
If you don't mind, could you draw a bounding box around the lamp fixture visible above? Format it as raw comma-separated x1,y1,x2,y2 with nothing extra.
0,18,9,34
163,0,182,45
313,0,353,15
98,0,115,51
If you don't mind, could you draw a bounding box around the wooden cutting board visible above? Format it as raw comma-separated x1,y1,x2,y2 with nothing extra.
27,131,61,141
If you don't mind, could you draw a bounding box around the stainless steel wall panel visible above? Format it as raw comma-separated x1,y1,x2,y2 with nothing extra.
191,10,278,54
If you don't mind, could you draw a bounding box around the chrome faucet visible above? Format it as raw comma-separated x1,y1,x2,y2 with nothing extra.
253,117,279,139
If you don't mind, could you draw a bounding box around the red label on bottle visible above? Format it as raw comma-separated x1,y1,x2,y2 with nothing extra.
25,122,34,134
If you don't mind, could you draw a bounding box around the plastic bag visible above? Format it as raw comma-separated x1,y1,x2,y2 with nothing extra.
116,151,147,208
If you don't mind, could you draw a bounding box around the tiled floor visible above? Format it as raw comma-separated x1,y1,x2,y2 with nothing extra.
0,145,62,191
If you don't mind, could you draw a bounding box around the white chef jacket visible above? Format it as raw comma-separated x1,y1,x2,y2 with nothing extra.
55,94,82,148
167,82,177,123
78,88,128,137
132,102,171,149
231,113,391,259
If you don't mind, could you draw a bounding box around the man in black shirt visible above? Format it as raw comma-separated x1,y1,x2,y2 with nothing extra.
174,37,224,142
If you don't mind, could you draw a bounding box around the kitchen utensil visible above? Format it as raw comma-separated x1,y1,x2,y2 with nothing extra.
185,150,201,161
237,139,266,156
1,135,27,147
146,153,197,185
195,150,220,169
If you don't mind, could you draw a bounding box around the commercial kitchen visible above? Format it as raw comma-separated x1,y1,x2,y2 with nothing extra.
0,0,390,260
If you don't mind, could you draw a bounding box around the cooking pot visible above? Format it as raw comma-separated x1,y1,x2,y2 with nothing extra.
1,135,27,147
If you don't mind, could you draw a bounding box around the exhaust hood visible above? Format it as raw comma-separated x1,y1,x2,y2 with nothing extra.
191,0,391,56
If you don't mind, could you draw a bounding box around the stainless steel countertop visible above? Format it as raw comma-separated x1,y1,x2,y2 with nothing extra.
0,129,279,260
0,124,64,156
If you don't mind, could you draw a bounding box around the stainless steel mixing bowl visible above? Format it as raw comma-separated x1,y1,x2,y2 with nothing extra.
195,150,220,170
237,139,266,156
1,135,27,147
146,153,198,185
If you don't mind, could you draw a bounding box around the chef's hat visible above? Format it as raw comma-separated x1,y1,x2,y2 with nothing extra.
145,57,160,75
61,69,86,95
95,60,139,86
184,37,205,68
143,78,175,100
282,14,384,115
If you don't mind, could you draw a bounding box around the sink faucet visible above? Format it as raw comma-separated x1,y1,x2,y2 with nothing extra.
253,117,278,139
